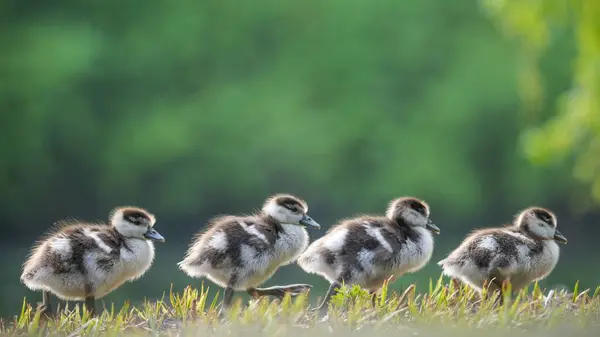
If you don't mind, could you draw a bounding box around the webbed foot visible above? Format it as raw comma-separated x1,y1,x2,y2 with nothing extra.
249,284,312,299
35,302,54,317
36,291,54,318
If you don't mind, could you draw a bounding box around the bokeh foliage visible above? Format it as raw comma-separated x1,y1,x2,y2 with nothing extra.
483,0,600,204
0,0,596,317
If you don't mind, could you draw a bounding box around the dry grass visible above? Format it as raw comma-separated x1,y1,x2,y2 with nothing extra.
2,277,599,337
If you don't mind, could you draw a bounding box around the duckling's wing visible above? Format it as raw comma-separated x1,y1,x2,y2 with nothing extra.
180,216,277,273
359,219,404,256
441,229,537,275
21,224,119,295
239,217,280,247
333,219,397,270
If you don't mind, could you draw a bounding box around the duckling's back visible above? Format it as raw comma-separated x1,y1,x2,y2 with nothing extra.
298,216,434,288
438,227,558,291
21,222,155,300
179,215,286,288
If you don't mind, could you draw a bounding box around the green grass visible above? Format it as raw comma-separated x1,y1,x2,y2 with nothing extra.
2,277,600,337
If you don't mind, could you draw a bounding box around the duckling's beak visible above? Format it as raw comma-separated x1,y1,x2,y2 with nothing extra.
426,219,440,234
300,214,321,230
553,229,567,244
144,227,165,242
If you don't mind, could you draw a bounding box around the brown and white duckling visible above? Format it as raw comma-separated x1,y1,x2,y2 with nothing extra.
20,207,165,315
298,197,440,312
178,194,321,312
438,207,567,297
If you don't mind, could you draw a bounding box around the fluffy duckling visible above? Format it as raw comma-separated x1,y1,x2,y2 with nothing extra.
20,207,165,315
438,207,567,297
178,194,321,311
298,197,440,312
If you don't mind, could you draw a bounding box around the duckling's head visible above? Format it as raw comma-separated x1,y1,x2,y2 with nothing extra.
515,207,566,244
110,207,165,242
262,194,320,229
386,197,440,234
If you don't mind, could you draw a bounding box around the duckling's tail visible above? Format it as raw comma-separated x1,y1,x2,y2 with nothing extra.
20,271,34,283
20,266,45,290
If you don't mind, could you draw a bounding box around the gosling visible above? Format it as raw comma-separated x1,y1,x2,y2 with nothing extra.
178,194,321,312
298,197,440,312
20,207,165,315
438,207,567,298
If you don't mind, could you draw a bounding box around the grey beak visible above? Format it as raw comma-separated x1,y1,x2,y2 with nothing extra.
299,214,321,230
553,229,567,244
144,227,165,242
426,218,440,234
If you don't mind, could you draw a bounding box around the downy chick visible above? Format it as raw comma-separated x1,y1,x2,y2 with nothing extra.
178,194,321,311
21,207,165,315
298,197,440,312
438,207,567,296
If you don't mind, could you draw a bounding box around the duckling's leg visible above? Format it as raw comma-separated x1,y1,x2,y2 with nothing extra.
247,284,312,299
312,281,341,315
217,287,236,320
84,296,96,315
369,290,378,307
451,278,462,290
84,284,96,315
223,287,235,310
219,275,238,318
36,291,53,316
487,272,509,307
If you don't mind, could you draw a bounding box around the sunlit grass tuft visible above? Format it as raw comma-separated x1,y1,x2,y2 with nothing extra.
3,279,600,336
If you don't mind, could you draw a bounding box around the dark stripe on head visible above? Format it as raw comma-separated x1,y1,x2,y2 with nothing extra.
532,208,555,226
387,197,429,220
111,207,154,226
266,194,308,213
515,207,556,229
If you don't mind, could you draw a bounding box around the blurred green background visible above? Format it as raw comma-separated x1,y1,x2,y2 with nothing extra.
1,0,598,317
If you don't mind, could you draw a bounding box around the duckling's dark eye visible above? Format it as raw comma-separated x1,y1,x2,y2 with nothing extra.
538,213,551,224
410,202,425,215
289,207,299,213
127,216,148,226
533,209,552,224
